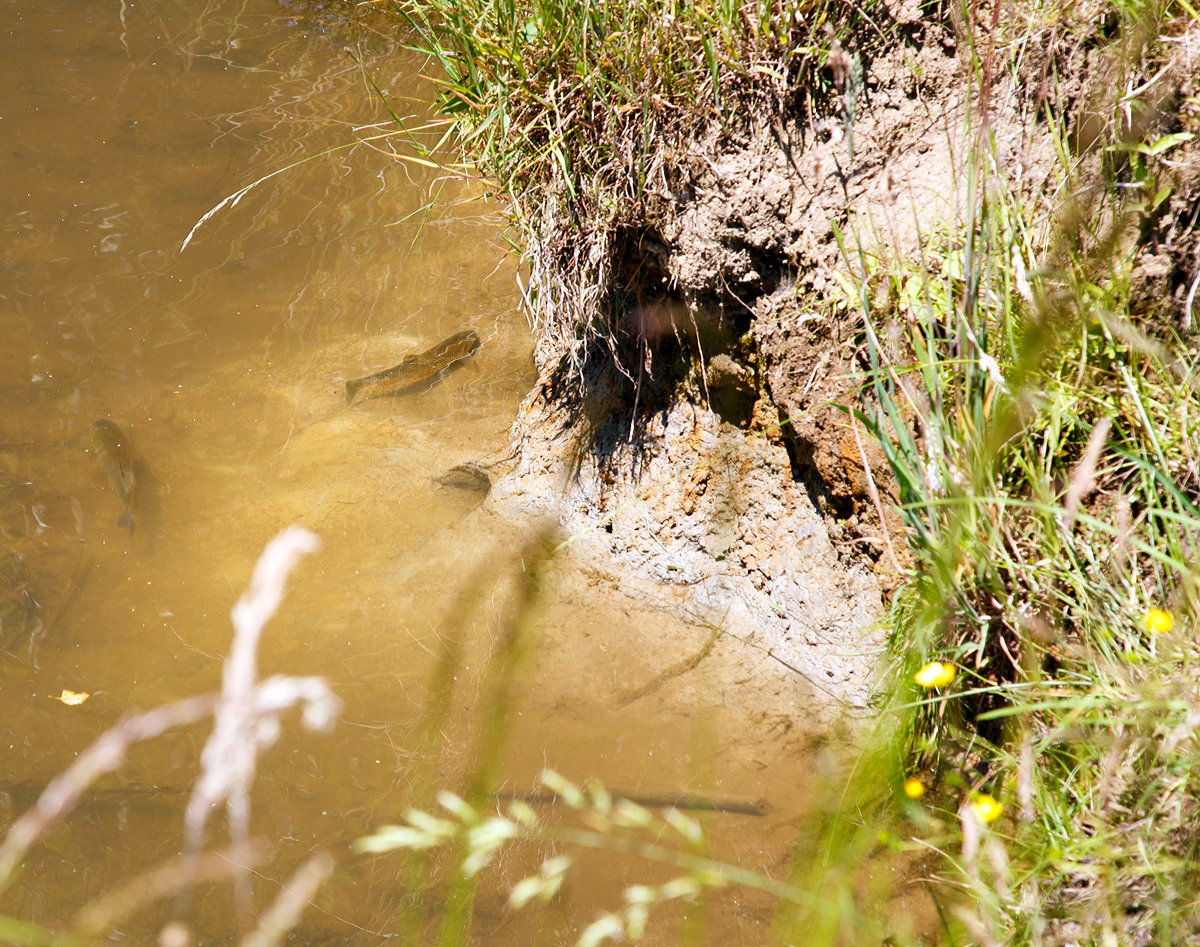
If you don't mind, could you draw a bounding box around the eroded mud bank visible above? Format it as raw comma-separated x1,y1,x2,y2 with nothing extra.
484,13,1200,722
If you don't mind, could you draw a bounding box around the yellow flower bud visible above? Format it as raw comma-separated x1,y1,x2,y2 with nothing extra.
903,778,925,799
914,661,956,688
1144,608,1174,634
969,793,1003,824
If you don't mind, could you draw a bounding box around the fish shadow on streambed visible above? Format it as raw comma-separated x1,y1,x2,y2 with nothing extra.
129,457,164,544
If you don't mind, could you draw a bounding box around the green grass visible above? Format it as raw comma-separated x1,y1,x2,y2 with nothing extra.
835,3,1200,940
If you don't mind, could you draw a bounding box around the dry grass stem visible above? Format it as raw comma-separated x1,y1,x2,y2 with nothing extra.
239,852,335,947
1063,416,1112,527
185,526,339,916
0,693,218,892
70,841,271,944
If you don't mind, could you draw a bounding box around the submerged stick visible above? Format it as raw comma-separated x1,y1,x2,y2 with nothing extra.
493,790,769,816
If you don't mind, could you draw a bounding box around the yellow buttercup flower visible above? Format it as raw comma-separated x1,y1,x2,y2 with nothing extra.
903,778,925,799
969,793,1003,824
914,661,956,688
1144,608,1174,634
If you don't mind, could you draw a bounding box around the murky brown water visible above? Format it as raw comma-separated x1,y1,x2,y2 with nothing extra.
0,1,819,943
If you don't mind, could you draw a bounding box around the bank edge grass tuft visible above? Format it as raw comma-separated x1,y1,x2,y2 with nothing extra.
831,5,1200,942
390,0,891,377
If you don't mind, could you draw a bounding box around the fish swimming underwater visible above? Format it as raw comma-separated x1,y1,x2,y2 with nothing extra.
92,419,136,535
345,330,482,406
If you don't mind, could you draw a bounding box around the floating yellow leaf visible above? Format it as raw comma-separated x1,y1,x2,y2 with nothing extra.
50,689,90,706
903,778,925,800
1144,608,1174,634
914,661,956,688
969,793,1003,824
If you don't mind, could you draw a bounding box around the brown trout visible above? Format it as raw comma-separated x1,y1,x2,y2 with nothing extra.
92,419,135,535
345,330,482,406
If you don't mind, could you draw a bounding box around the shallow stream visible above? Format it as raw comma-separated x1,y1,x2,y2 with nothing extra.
0,2,821,942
